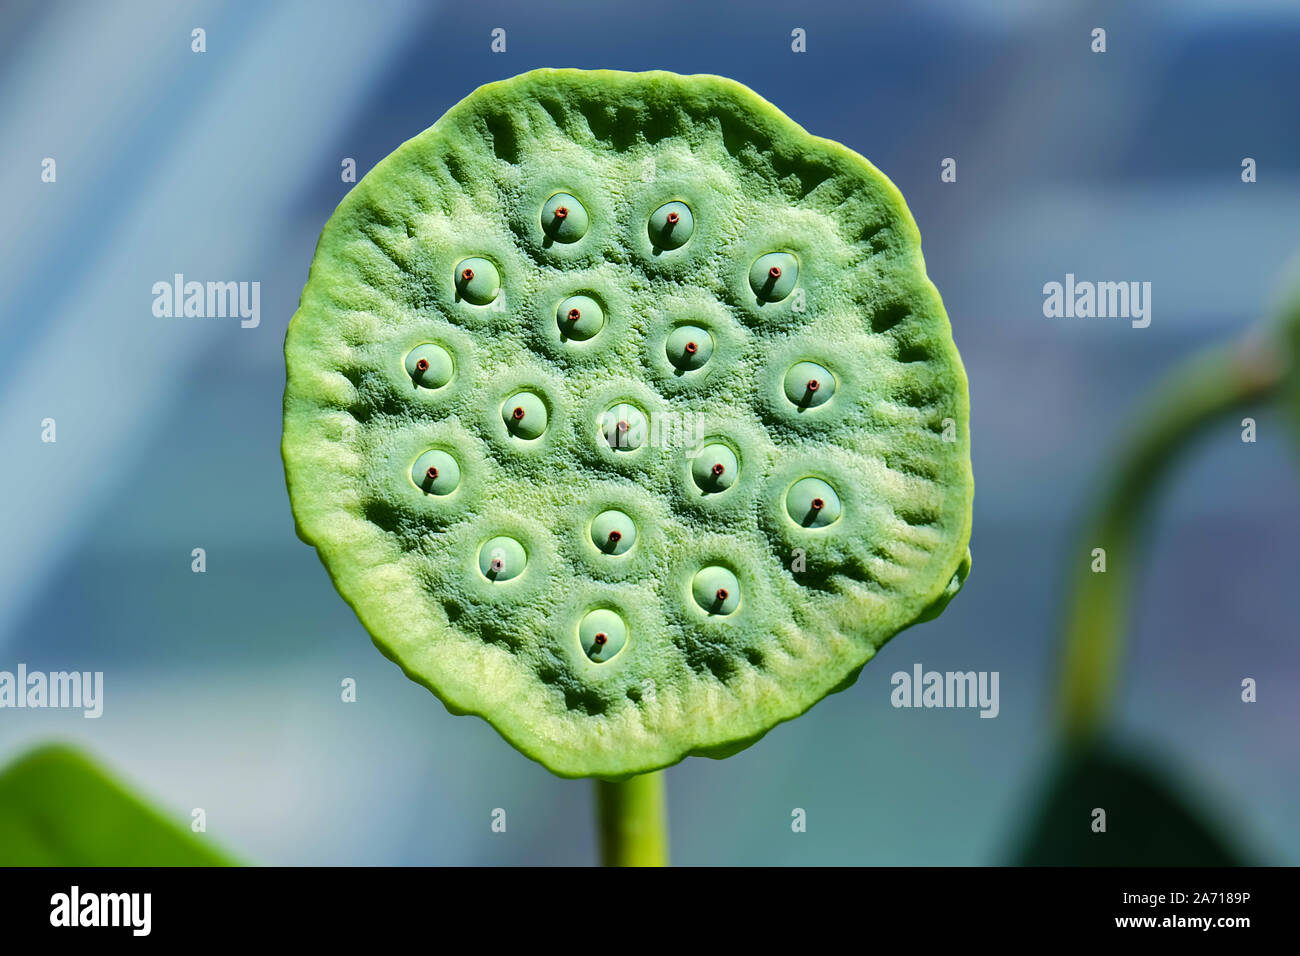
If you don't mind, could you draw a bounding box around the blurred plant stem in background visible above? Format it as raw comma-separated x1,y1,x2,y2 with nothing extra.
595,771,668,866
1058,334,1289,745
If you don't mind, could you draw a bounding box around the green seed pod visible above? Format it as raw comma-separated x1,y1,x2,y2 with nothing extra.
282,69,973,778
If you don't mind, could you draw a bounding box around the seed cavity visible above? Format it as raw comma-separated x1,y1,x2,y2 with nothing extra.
649,201,694,250
410,449,460,496
666,324,713,371
404,343,454,389
749,252,798,302
692,567,740,616
786,476,841,528
556,294,604,341
691,443,738,493
478,536,527,581
541,192,589,243
502,391,548,440
783,361,835,408
579,608,627,662
454,257,500,305
600,402,648,451
590,509,636,555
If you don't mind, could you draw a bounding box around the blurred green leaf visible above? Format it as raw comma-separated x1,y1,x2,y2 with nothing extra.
0,743,236,866
1010,741,1246,866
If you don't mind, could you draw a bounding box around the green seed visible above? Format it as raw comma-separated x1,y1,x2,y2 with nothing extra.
666,325,713,371
749,252,798,302
541,192,589,243
691,566,740,615
785,477,841,528
648,201,693,250
601,402,647,451
783,361,834,408
454,257,500,305
410,450,460,496
590,509,636,555
478,536,527,581
579,608,627,662
404,343,454,389
691,443,738,492
502,391,548,440
556,294,604,341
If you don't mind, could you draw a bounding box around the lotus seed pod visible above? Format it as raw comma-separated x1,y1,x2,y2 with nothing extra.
282,69,974,778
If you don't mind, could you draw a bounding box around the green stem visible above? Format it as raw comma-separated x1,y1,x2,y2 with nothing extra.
1058,336,1285,746
594,771,668,866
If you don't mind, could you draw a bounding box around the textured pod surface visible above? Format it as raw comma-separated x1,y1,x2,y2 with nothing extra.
283,68,973,778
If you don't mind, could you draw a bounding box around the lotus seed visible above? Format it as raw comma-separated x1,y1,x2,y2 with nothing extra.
405,343,454,389
666,325,713,371
478,536,527,581
556,294,604,341
601,402,647,451
502,391,548,440
691,443,738,492
692,567,740,616
454,257,500,305
579,608,627,662
749,252,798,302
590,509,636,555
648,201,694,250
785,477,841,528
541,192,589,243
410,449,460,496
783,361,835,408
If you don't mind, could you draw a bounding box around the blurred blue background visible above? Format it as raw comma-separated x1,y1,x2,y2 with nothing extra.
2,0,1297,864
